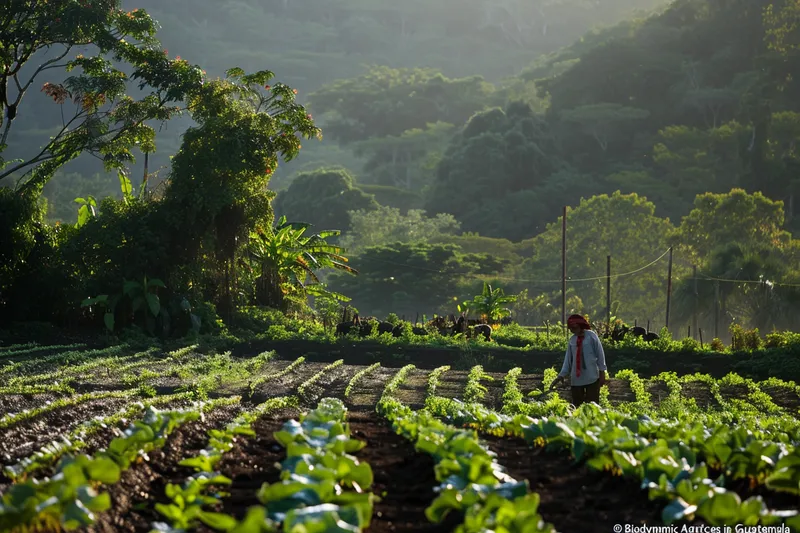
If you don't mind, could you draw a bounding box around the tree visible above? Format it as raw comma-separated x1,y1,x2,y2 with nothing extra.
426,101,560,238
669,240,800,333
351,121,454,190
39,69,321,324
669,189,792,266
519,191,675,324
340,206,461,253
560,103,649,152
460,281,517,324
646,122,747,217
272,167,379,234
0,1,204,192
307,66,494,144
325,242,491,318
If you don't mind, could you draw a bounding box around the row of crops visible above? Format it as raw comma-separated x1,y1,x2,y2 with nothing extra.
0,341,798,531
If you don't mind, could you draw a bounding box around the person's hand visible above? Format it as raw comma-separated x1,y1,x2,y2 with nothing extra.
598,372,606,386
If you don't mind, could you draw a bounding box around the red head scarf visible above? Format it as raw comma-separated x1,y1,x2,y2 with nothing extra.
567,315,591,330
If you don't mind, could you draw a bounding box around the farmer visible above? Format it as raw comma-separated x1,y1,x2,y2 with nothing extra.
550,314,608,407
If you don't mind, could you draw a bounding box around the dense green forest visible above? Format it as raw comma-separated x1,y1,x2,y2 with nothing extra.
2,0,800,341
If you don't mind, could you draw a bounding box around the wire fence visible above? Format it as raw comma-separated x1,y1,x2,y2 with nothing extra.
342,245,800,339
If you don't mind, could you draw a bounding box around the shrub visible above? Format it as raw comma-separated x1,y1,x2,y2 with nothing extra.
680,337,700,351
765,331,786,348
744,327,762,350
710,338,725,352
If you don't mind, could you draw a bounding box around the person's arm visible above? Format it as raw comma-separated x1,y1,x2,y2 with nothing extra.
594,332,608,383
553,343,571,388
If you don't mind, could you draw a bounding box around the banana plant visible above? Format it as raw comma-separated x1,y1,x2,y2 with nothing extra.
466,282,518,324
244,216,357,310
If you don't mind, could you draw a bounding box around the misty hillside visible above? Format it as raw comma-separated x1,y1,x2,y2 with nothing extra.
6,0,666,220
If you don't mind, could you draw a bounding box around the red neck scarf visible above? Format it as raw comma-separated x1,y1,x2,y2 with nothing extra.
567,316,590,378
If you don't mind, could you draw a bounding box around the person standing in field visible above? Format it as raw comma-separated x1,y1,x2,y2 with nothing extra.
551,314,608,407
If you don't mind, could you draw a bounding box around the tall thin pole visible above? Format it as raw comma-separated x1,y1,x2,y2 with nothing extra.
606,255,611,324
714,280,720,338
561,206,567,332
665,246,673,329
692,264,698,340
142,152,149,195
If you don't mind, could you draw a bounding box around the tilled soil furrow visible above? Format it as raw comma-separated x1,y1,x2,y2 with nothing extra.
347,411,461,533
680,381,720,410
516,375,543,396
246,361,318,403
483,435,666,532
80,404,242,533
0,397,130,464
760,386,800,412
0,396,195,493
481,375,506,410
298,364,357,406
393,369,431,409
346,366,395,412
605,378,636,404
194,407,301,529
0,392,62,418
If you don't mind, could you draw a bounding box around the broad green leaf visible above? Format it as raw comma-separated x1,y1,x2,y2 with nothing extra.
86,457,121,484
146,292,161,317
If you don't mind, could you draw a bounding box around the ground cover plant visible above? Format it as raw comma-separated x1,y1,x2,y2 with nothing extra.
0,341,798,532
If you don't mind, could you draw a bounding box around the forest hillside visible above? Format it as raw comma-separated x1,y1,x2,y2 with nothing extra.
2,0,800,340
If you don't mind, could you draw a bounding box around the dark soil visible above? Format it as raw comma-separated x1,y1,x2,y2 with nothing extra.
346,366,394,410
0,392,62,417
432,370,467,400
516,374,543,396
393,369,432,410
680,381,720,410
0,397,193,493
482,372,507,410
760,386,800,412
0,397,129,465
193,407,301,529
296,363,358,407
720,383,750,402
197,409,460,532
246,359,313,402
80,404,242,533
645,380,670,406
348,411,461,532
605,378,636,404
482,435,668,532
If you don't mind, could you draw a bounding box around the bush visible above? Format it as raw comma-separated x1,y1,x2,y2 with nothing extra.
765,331,786,348
744,327,762,350
680,337,700,351
710,338,725,352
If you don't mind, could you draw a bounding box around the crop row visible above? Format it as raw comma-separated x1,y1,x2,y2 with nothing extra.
0,390,137,430
296,359,343,399
152,395,298,531
0,396,238,532
377,364,554,531
344,362,380,397
3,391,196,482
248,355,306,397
421,367,800,529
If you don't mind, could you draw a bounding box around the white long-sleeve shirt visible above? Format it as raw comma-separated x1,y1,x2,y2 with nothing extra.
558,329,607,386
